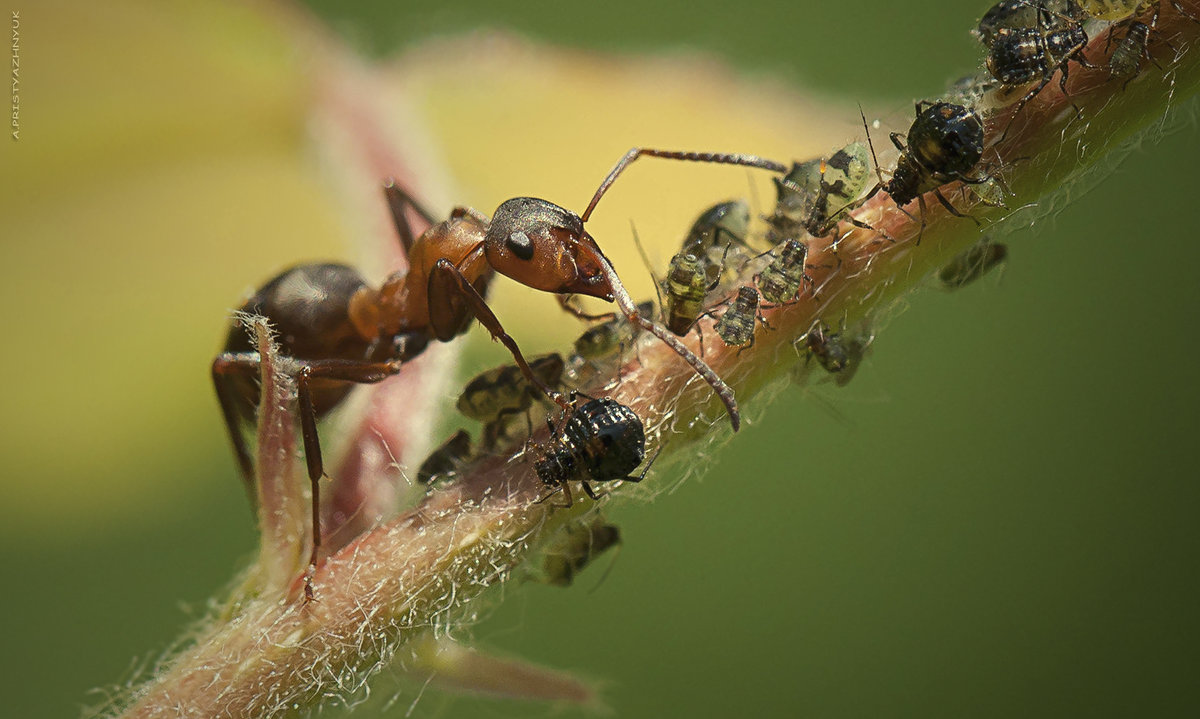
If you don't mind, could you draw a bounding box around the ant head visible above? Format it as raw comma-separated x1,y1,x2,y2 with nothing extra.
485,197,615,301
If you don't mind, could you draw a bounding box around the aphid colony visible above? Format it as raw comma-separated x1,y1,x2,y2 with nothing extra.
213,0,1178,598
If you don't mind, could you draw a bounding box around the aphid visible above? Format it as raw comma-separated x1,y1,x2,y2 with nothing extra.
636,200,753,343
767,142,874,242
714,286,763,349
535,398,649,507
679,200,753,275
976,0,1085,47
662,251,714,337
803,321,871,387
1078,0,1196,22
213,168,742,599
947,72,1002,113
573,300,655,362
939,239,1009,289
457,353,565,447
984,4,1095,140
1080,0,1144,18
539,518,622,587
1108,20,1154,80
757,238,811,304
416,429,472,486
863,102,986,239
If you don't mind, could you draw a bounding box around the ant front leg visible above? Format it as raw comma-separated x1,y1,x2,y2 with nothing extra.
382,179,438,256
429,259,573,412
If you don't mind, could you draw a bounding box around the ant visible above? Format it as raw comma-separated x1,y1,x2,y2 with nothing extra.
213,165,744,599
861,102,986,242
535,397,652,507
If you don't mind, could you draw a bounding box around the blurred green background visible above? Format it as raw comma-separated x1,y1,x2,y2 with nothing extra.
3,1,1198,717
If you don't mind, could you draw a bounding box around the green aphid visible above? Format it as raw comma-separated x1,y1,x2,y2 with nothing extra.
573,301,655,361
758,238,810,304
663,252,713,336
715,286,762,349
769,142,873,241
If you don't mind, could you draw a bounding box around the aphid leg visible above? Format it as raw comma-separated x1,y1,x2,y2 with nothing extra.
842,214,895,243
582,148,788,223
429,259,572,412
915,195,930,245
621,445,663,484
558,294,617,322
1169,0,1200,23
736,335,757,356
381,179,438,256
581,481,606,501
932,188,981,226
998,73,1054,143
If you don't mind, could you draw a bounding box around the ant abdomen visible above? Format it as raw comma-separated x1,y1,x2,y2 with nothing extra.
222,263,374,415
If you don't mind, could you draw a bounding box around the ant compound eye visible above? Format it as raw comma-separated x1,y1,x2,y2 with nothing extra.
505,230,536,261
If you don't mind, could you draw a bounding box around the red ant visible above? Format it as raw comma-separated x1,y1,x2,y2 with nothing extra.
212,148,784,599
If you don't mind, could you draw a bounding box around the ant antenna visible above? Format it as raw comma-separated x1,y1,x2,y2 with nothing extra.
589,245,741,431
581,148,789,223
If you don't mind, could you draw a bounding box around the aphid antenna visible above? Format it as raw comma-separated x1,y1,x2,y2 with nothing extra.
743,168,766,223
629,220,667,312
586,540,624,595
857,106,921,230
859,104,887,192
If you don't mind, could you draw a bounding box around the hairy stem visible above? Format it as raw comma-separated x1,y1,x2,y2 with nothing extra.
115,4,1200,717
